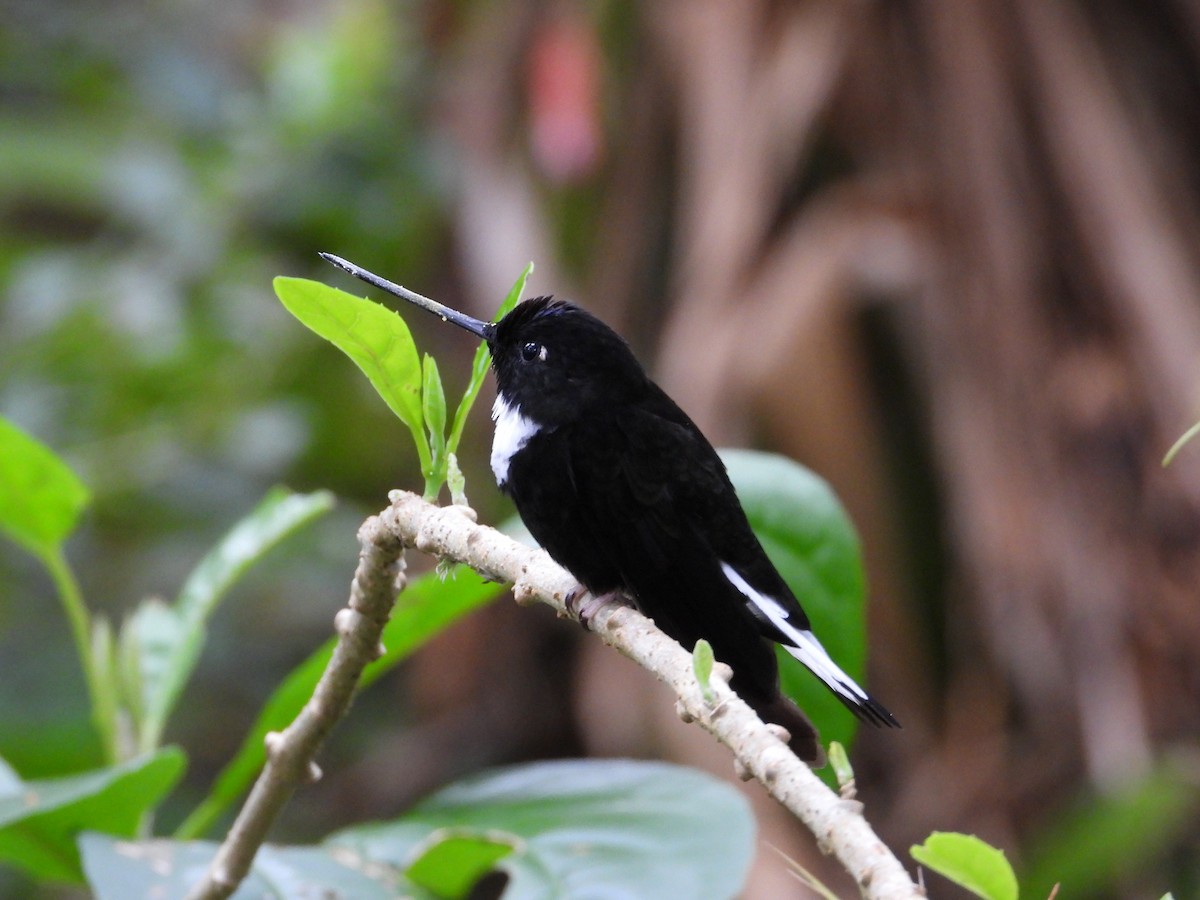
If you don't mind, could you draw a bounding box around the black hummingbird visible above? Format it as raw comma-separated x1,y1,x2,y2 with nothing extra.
321,253,898,763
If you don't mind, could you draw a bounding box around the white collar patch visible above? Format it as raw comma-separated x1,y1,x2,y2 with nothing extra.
491,396,542,486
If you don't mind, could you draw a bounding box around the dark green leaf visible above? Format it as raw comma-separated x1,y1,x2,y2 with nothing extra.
0,415,90,558
175,566,506,839
447,262,533,455
275,276,430,474
134,488,335,753
0,748,185,883
721,450,868,756
911,832,1018,900
79,834,398,900
329,759,755,900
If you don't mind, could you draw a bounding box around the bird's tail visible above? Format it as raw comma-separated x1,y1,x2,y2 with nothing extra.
780,630,900,728
749,693,826,767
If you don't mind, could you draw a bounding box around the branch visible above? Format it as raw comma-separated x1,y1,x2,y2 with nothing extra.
382,491,921,898
187,490,920,899
185,516,406,900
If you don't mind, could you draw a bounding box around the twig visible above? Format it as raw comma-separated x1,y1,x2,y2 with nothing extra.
185,516,406,900
382,492,921,898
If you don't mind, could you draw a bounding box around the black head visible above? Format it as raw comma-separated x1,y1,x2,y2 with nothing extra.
490,296,648,423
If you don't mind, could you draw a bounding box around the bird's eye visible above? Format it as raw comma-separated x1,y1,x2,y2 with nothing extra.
521,341,545,363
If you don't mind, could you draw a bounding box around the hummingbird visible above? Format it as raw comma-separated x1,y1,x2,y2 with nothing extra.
321,253,898,763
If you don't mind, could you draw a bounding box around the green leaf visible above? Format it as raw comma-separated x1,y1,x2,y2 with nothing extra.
693,639,716,703
0,419,107,758
422,353,447,497
89,617,123,758
721,450,869,756
80,834,397,900
275,275,431,476
329,759,756,900
827,741,854,792
0,415,90,558
0,749,185,883
133,488,335,753
406,829,517,897
175,566,506,840
447,262,533,455
911,832,1018,900
1020,764,1200,898
1163,419,1200,466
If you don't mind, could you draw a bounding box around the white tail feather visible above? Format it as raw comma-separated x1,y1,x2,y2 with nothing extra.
720,562,869,703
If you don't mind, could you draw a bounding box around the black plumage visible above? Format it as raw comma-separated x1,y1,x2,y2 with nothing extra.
321,255,898,763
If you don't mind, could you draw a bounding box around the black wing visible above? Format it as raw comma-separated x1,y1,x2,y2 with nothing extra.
565,386,898,728
556,393,786,711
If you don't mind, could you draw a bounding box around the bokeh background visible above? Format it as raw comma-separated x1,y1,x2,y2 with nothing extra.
4,1,1200,897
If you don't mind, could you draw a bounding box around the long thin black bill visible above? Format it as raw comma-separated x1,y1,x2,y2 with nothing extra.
319,252,494,340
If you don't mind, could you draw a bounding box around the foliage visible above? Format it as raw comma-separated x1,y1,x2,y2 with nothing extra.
911,832,1018,900
826,741,854,794
5,3,1199,896
1019,764,1200,899
174,564,507,840
0,296,785,895
330,759,755,899
0,751,184,883
692,638,717,704
0,416,335,768
84,761,754,899
0,306,873,898
274,263,532,502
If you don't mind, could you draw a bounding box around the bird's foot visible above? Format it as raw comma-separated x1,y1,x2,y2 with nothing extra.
564,585,625,630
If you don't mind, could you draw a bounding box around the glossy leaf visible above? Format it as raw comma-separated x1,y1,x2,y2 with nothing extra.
329,759,755,900
133,488,335,753
80,834,397,900
176,565,506,839
911,832,1018,900
447,261,533,455
0,749,185,883
0,415,90,558
275,275,430,475
721,449,869,756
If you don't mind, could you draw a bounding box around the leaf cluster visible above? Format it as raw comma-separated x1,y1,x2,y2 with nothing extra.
273,263,532,503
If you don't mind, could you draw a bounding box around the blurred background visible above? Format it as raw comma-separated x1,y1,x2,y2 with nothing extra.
3,0,1200,896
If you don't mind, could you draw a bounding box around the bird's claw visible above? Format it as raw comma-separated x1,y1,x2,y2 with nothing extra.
564,585,623,630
